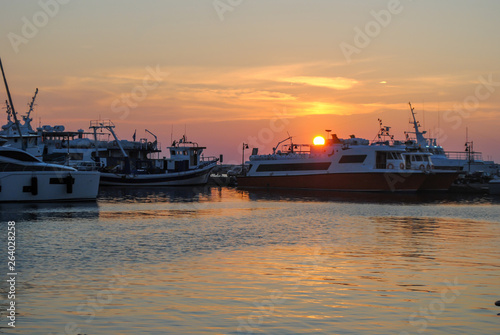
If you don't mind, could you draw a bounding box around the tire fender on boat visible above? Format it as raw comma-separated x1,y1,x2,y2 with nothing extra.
387,163,394,169
400,163,405,169
419,164,425,171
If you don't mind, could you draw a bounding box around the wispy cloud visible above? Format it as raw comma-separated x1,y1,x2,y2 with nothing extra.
281,76,358,90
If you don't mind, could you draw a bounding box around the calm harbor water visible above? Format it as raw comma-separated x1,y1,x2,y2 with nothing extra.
1,187,499,334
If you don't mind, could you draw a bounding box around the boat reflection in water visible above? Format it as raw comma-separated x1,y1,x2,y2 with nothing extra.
242,186,500,205
98,185,215,203
0,201,99,222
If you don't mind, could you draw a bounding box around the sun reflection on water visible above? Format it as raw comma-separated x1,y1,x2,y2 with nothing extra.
0,187,499,334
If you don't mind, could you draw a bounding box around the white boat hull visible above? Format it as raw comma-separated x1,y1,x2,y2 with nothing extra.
0,171,100,202
99,164,215,186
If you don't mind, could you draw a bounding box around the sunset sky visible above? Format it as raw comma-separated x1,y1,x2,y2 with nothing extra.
1,0,500,163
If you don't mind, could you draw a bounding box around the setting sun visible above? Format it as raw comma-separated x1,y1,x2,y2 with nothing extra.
313,136,325,145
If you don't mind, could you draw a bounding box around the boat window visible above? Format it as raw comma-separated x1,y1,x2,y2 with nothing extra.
256,162,331,172
338,155,367,164
171,150,176,156
388,152,400,160
411,156,416,162
0,162,72,172
0,150,39,162
416,156,423,161
69,153,83,160
0,162,25,171
375,151,387,169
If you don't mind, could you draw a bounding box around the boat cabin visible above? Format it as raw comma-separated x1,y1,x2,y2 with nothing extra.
166,139,205,172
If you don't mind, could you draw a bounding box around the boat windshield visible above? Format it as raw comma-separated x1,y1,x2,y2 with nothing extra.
0,150,40,162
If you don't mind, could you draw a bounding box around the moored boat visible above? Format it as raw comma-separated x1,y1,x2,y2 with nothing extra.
0,146,99,202
99,135,219,186
405,102,499,176
402,151,460,191
237,135,428,192
0,58,99,201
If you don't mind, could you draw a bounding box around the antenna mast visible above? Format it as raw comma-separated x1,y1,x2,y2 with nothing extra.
27,88,38,119
408,102,427,146
0,57,25,150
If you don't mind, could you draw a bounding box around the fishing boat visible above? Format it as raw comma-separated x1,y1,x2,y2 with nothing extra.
0,111,220,186
98,131,219,186
237,133,428,192
0,146,100,202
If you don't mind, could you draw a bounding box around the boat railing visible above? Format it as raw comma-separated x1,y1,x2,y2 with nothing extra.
445,151,483,161
250,153,310,160
90,119,115,129
106,140,160,152
282,143,310,154
200,156,219,162
73,161,101,171
198,156,219,168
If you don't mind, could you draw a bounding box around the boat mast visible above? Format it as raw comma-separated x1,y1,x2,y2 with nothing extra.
408,102,427,146
4,100,12,122
25,88,38,127
0,57,25,150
